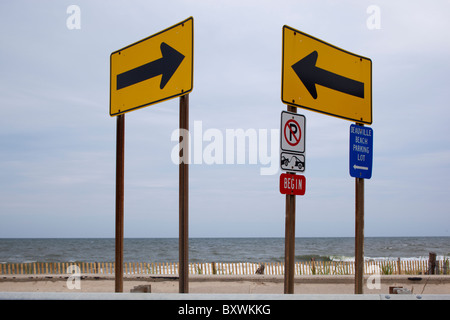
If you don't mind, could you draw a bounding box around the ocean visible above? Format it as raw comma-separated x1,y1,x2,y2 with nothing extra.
0,237,448,264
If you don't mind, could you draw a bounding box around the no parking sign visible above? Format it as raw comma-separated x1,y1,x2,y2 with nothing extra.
280,111,305,172
280,111,305,153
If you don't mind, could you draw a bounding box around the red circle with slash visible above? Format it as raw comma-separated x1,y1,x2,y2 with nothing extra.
284,119,301,146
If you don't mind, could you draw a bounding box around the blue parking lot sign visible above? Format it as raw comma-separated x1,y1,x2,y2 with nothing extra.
349,124,373,179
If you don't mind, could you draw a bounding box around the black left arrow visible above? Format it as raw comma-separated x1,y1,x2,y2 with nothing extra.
116,42,185,90
291,51,364,99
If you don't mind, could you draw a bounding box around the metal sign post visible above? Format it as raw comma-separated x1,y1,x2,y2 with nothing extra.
355,176,364,294
284,192,296,294
179,94,189,293
281,23,374,296
349,123,372,294
284,105,297,294
279,105,307,294
114,114,125,292
110,17,194,294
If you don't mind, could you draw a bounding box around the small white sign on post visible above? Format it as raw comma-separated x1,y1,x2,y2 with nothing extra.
280,111,306,172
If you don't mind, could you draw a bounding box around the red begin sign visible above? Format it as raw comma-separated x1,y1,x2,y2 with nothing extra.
279,173,306,196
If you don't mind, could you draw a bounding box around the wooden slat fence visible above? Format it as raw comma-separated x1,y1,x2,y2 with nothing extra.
0,260,447,276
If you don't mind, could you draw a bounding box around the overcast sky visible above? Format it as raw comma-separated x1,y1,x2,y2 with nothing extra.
0,0,449,238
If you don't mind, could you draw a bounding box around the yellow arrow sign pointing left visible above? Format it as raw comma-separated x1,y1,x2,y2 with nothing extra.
282,25,372,124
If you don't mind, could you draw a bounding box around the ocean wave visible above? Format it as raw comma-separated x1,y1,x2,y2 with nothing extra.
295,254,355,262
295,255,449,263
365,255,449,262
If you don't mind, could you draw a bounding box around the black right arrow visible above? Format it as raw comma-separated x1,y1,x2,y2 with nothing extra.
116,42,184,90
291,51,364,99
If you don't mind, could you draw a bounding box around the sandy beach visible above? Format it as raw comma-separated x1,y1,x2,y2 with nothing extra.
1,274,449,295
2,276,448,320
